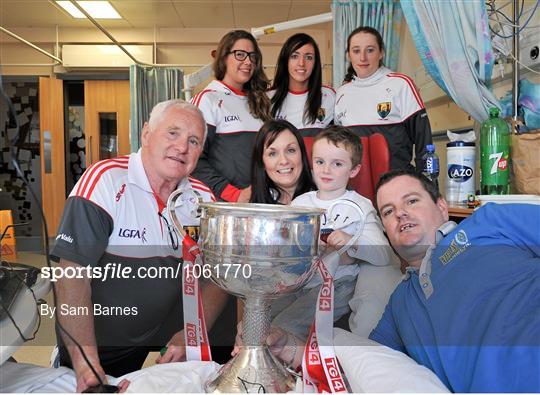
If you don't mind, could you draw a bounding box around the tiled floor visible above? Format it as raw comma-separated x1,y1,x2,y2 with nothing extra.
8,252,158,369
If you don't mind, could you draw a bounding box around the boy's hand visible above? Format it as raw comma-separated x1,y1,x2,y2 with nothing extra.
327,230,356,265
326,229,352,249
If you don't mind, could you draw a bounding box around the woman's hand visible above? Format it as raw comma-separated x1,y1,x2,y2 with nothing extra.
232,321,304,369
266,326,304,368
237,186,252,203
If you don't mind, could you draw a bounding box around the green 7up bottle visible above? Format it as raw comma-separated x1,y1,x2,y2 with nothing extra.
480,107,510,195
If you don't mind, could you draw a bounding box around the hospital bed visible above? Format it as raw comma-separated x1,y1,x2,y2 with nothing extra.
2,315,448,393
0,261,449,393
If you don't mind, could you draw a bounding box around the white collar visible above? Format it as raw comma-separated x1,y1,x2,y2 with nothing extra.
352,66,392,87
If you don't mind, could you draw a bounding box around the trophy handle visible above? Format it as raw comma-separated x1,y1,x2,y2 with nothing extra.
166,188,204,239
166,189,187,238
326,199,365,256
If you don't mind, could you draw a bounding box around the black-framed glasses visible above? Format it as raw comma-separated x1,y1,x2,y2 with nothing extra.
158,212,179,251
229,50,258,63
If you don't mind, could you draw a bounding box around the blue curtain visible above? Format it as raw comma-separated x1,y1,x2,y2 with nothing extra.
332,0,403,88
129,65,184,151
400,0,499,122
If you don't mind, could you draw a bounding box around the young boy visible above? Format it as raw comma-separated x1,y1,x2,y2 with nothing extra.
271,126,401,339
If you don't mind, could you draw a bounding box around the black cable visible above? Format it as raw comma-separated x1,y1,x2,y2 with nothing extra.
1,223,28,242
486,1,514,24
0,301,35,341
0,264,41,341
0,71,106,388
495,8,515,25
518,0,539,32
238,376,266,393
489,0,539,38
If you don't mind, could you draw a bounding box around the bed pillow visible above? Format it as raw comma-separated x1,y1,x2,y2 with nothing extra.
333,328,449,393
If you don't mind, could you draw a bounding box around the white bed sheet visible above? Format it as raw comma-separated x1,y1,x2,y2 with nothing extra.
334,328,449,393
0,361,220,393
2,331,449,393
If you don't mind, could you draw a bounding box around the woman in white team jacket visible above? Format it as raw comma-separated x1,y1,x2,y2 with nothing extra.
334,26,433,171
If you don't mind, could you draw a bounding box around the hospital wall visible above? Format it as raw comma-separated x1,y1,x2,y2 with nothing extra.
1,12,538,201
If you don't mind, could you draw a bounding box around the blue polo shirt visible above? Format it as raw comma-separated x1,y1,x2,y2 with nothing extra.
370,203,540,392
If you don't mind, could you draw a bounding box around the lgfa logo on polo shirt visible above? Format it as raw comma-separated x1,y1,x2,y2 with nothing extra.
224,115,241,122
118,227,148,243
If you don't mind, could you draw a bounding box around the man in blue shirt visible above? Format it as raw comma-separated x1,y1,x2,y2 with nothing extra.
370,169,540,392
245,168,539,392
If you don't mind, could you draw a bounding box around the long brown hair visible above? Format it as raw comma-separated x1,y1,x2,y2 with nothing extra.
344,26,385,83
250,119,315,204
214,30,271,121
270,33,322,125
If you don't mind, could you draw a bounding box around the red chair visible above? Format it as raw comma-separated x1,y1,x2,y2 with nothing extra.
303,133,390,203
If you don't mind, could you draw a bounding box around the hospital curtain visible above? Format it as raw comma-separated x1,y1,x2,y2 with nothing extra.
129,65,184,151
332,0,403,88
400,0,499,122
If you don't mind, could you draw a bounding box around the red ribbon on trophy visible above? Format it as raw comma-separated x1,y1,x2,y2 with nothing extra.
301,252,348,393
181,235,212,362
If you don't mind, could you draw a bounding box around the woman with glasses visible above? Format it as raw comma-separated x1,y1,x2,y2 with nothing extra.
268,33,335,137
191,30,271,203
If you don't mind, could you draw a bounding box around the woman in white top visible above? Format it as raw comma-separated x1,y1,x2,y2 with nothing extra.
268,33,335,137
192,30,271,202
334,26,433,171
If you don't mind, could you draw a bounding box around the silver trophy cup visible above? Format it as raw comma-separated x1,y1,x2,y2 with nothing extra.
198,202,323,393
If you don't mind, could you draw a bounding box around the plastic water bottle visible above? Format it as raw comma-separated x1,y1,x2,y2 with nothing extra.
422,144,440,186
480,107,510,195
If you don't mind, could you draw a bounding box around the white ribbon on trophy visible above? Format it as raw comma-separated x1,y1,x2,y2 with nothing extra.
182,237,212,361
302,199,365,393
166,190,212,362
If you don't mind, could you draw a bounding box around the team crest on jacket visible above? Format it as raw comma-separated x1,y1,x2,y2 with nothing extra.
377,101,392,119
317,107,326,122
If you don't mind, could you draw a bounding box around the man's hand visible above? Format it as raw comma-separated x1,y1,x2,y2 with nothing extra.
117,380,131,393
156,330,186,363
75,362,130,393
237,186,252,203
231,320,244,356
74,358,107,393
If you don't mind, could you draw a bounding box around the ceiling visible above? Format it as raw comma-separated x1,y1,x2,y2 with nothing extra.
0,0,333,29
